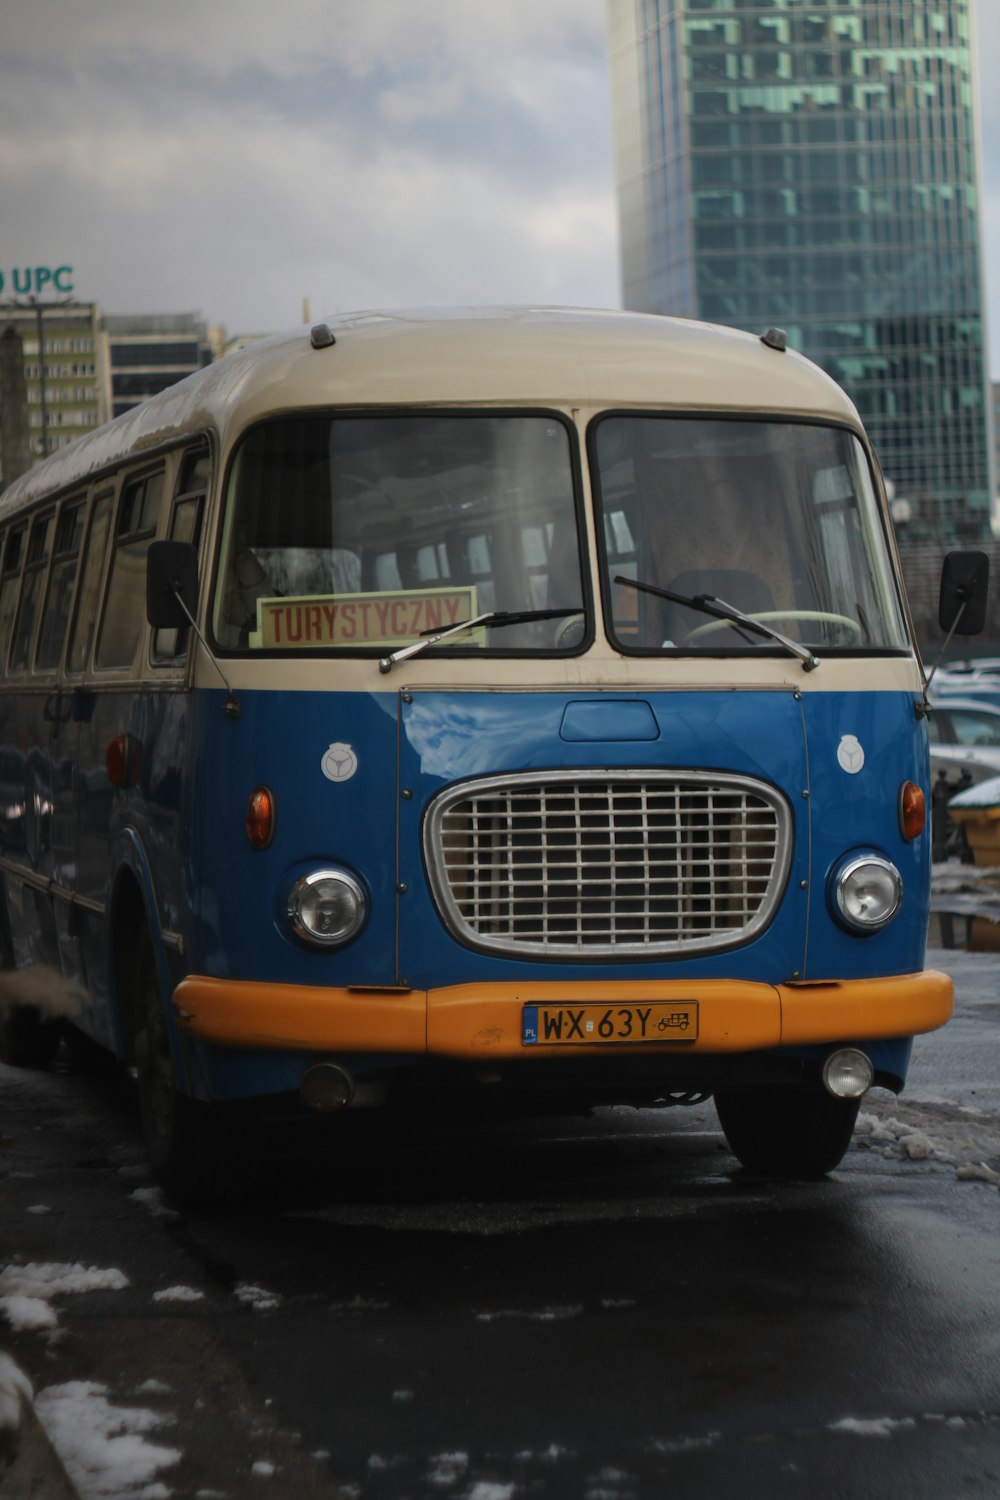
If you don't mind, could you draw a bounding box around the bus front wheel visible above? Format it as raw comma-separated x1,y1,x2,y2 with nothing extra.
714,1083,861,1179
132,935,226,1205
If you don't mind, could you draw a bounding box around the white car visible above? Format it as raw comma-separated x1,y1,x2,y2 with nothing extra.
928,696,1000,788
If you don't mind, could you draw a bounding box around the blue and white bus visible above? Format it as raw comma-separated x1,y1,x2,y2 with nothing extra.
0,308,982,1198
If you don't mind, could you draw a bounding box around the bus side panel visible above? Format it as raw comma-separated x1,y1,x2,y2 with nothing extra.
72,686,134,1050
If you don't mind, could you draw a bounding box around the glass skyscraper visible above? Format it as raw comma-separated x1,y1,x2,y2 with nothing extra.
608,0,994,545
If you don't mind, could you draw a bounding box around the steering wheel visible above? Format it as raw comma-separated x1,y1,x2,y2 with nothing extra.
684,609,863,644
554,612,586,648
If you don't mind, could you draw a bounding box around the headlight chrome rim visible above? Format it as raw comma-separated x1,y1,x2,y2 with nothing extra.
287,868,367,948
833,853,902,933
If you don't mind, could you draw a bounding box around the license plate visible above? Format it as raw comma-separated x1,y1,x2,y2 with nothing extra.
522,1002,698,1046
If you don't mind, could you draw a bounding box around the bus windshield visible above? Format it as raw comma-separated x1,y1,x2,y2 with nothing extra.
214,412,585,654
591,416,908,655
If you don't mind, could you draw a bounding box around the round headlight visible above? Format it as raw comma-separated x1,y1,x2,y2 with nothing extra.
287,869,367,948
833,854,902,933
822,1047,875,1100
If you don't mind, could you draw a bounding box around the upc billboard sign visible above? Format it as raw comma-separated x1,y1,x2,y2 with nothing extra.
0,266,75,297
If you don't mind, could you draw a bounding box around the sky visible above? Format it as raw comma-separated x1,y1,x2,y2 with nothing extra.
0,1,998,376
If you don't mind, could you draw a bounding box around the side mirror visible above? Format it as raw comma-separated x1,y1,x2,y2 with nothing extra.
147,540,198,629
939,550,989,637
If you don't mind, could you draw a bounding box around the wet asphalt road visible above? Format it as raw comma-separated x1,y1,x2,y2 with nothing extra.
1,1042,998,1500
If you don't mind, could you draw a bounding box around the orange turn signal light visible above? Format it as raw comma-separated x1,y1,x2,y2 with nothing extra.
899,781,925,842
246,785,276,849
105,734,142,788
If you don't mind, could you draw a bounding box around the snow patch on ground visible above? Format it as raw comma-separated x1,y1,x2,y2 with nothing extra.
648,1431,721,1454
0,1263,129,1332
328,1294,390,1314
129,1186,178,1220
856,1109,1000,1185
152,1285,205,1303
234,1283,282,1312
0,1351,32,1433
426,1450,468,1486
0,964,85,1022
829,1415,917,1438
475,1304,583,1322
34,1380,182,1499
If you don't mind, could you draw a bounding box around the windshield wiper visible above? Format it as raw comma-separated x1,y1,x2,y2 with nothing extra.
378,608,581,674
614,576,820,673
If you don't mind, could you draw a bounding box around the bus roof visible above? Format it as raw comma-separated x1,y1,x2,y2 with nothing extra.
0,307,863,515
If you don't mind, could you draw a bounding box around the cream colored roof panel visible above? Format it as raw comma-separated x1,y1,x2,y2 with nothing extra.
0,307,863,517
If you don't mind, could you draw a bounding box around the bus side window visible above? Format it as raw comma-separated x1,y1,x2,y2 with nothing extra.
35,499,86,674
66,493,114,675
96,470,165,671
152,447,209,662
0,526,26,674
9,513,55,675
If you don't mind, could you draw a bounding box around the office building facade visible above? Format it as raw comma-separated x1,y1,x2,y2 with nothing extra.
608,0,994,544
105,312,212,419
0,302,110,467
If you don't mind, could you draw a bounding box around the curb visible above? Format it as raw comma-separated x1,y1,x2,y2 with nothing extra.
0,1399,78,1499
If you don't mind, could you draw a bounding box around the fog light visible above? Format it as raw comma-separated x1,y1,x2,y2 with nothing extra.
833,854,902,933
300,1063,354,1113
822,1048,875,1100
287,869,367,947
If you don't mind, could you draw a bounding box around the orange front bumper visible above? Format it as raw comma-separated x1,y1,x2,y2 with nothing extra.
171,970,954,1057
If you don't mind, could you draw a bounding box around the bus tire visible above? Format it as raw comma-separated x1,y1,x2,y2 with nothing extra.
132,933,227,1206
714,1083,861,1179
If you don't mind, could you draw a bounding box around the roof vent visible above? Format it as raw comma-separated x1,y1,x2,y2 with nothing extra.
310,323,336,350
760,327,788,352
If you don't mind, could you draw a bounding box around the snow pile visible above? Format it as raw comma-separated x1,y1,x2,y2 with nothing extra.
0,1351,32,1434
34,1380,181,1499
234,1283,282,1312
129,1187,178,1220
0,1263,129,1333
426,1451,468,1487
856,1112,999,1185
0,964,84,1022
475,1304,583,1322
829,1416,917,1438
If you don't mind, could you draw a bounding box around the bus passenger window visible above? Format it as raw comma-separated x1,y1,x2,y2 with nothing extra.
97,471,165,671
36,501,86,673
0,526,26,674
66,494,113,675
9,513,55,674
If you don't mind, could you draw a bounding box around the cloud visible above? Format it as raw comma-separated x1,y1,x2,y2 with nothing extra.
0,0,995,374
0,1,617,331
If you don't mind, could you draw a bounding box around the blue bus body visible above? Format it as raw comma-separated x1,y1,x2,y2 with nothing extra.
0,309,966,1189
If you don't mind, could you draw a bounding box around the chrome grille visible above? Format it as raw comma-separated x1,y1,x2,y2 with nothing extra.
424,771,791,958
